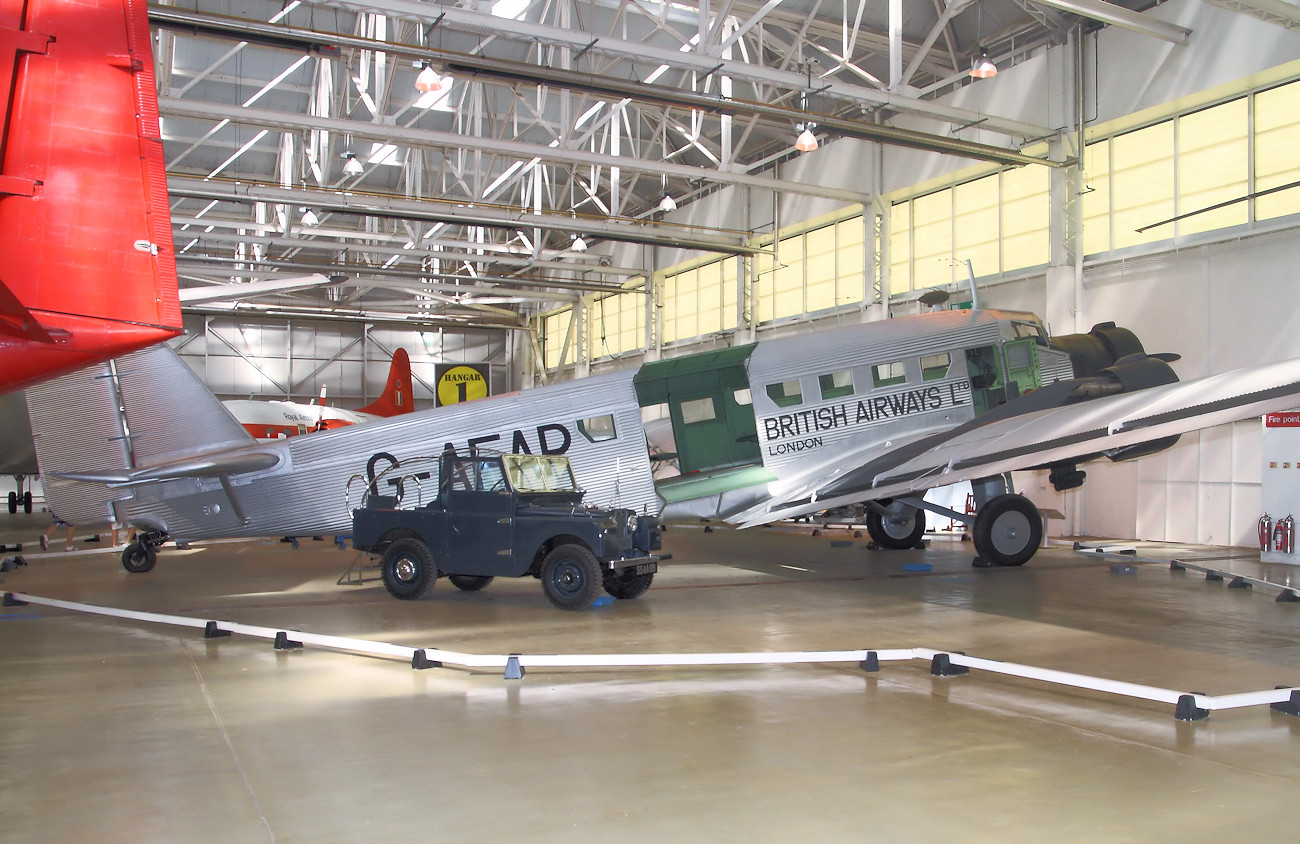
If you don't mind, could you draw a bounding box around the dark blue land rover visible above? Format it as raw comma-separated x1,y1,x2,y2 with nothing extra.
351,449,663,610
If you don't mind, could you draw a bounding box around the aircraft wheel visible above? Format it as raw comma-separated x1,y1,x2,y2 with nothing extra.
23,491,32,513
6,491,15,514
541,543,602,610
381,538,437,600
866,507,926,549
604,570,654,600
972,494,1042,567
448,575,494,592
121,541,157,574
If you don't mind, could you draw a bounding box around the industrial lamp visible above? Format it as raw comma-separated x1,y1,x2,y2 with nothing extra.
415,62,445,93
341,151,364,176
300,208,321,227
570,234,588,252
794,123,819,152
969,50,998,79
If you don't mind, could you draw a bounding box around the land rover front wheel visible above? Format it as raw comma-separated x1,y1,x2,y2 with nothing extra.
541,544,602,610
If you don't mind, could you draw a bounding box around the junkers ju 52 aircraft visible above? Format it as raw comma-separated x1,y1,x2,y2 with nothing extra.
24,295,1300,574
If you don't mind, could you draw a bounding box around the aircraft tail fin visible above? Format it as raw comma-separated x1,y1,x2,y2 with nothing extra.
26,344,255,525
0,0,181,392
356,349,414,417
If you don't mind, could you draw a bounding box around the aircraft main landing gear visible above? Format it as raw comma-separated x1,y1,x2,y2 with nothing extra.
866,502,927,549
971,493,1042,567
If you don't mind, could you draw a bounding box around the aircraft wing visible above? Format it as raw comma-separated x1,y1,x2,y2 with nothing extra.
735,356,1300,528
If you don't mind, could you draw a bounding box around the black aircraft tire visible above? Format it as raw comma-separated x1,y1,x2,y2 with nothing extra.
604,571,654,600
866,508,926,549
23,491,32,513
448,574,494,592
541,543,603,610
381,538,437,600
7,491,15,514
972,494,1043,567
121,541,157,574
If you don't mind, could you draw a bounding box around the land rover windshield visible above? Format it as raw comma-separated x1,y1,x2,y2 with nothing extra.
503,454,580,493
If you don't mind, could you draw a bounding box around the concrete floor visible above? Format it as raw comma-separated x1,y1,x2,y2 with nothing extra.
1,513,1298,843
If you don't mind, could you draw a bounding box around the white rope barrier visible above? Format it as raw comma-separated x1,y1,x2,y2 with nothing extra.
5,591,1297,721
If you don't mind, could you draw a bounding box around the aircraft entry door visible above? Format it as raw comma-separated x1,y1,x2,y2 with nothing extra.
634,344,761,475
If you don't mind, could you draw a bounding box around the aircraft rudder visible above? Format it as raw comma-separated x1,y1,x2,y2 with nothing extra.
357,348,414,417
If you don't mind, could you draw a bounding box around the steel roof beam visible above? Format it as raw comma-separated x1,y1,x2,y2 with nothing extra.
154,3,1052,139
166,172,758,254
1024,0,1193,44
160,98,872,206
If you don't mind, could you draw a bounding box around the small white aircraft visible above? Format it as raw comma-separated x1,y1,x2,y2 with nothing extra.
24,293,1300,574
223,349,413,439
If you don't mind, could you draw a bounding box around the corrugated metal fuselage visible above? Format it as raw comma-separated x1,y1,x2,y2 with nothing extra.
30,308,1054,542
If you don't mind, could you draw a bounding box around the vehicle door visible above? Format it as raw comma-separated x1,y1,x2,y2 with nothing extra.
442,455,514,575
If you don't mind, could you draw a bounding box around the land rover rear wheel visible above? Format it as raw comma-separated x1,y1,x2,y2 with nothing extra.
381,538,437,599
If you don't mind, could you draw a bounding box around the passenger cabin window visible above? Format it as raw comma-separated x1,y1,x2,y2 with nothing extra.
871,361,907,388
920,353,952,381
766,380,803,408
819,370,854,400
578,413,617,443
680,397,718,424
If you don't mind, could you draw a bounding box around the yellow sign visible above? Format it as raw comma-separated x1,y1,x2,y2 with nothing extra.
436,365,489,406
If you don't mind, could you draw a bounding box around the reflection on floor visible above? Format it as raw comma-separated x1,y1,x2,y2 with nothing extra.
2,513,1298,842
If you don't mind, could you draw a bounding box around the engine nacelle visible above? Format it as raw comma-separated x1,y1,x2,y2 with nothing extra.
1050,322,1147,378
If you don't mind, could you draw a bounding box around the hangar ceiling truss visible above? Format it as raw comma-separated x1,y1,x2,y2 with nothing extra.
152,0,1195,328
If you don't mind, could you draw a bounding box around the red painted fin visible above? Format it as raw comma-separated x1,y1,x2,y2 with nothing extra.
357,349,415,417
0,0,181,392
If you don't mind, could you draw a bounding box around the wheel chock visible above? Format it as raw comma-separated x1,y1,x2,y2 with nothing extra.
859,651,880,673
274,631,303,650
504,654,525,680
204,621,231,639
1277,589,1300,603
1109,563,1137,575
1228,577,1252,590
930,653,969,677
411,649,442,670
1175,693,1209,722
1169,561,1186,572
1205,571,1224,583
971,556,996,568
3,592,28,607
1269,688,1300,717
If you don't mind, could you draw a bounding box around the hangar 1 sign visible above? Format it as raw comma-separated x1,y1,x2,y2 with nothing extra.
436,364,490,407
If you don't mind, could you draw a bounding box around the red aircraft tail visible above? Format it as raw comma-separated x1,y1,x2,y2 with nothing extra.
356,349,414,417
0,0,181,393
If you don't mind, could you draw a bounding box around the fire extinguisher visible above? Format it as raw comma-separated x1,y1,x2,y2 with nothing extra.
1276,515,1295,554
1259,513,1274,552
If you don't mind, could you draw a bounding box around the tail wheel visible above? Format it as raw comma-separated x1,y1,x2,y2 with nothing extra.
972,494,1042,567
541,543,602,610
448,575,494,592
866,507,926,549
381,538,437,599
121,541,157,574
